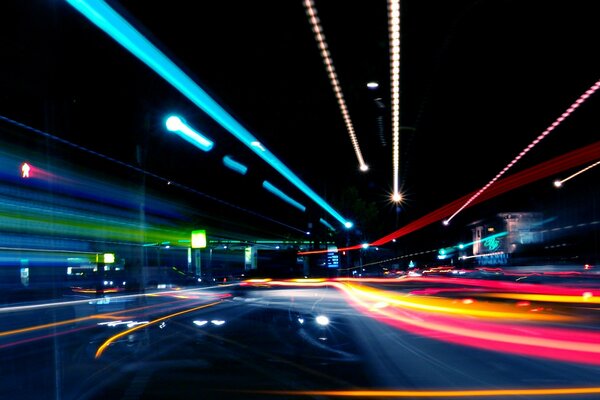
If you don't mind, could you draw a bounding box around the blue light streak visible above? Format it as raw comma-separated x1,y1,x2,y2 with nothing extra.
165,116,213,152
262,181,306,212
319,218,334,231
222,155,248,175
65,0,351,228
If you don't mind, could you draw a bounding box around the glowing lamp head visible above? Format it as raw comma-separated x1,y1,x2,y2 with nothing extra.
367,81,379,89
165,115,183,131
391,192,402,203
344,221,353,229
362,243,369,249
359,164,369,172
553,180,563,188
442,220,450,226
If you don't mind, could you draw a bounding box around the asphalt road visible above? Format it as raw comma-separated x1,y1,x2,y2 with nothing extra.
1,278,600,400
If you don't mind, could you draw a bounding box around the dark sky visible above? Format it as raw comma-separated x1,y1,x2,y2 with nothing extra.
2,0,599,244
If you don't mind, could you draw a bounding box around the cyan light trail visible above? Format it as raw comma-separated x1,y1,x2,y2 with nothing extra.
262,181,306,212
65,0,352,229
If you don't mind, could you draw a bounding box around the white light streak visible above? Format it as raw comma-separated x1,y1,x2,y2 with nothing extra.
445,79,600,224
460,251,504,260
303,0,368,172
554,160,600,187
388,0,401,196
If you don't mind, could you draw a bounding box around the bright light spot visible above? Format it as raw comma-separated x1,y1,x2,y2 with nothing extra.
367,81,379,89
583,292,593,300
250,141,266,151
193,320,208,327
443,220,449,226
344,221,354,229
458,243,464,249
362,243,369,249
315,315,329,326
553,180,563,188
211,320,226,326
360,164,369,172
165,115,182,131
298,318,305,324
373,302,388,309
462,298,475,305
391,192,401,202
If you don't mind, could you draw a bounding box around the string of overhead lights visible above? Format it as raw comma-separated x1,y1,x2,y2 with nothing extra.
303,0,369,172
388,0,401,202
444,79,600,225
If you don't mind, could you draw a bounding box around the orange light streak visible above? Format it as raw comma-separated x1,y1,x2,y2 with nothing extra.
95,300,222,358
0,314,122,337
247,386,600,397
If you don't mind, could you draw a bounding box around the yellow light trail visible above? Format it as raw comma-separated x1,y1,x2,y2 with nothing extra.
94,300,222,359
336,283,600,356
0,314,121,337
343,283,573,322
246,386,600,397
0,298,192,338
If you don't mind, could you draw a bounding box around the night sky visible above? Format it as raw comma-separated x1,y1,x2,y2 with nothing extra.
2,0,599,244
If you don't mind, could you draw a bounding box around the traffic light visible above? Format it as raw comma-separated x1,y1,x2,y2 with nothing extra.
21,162,31,178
